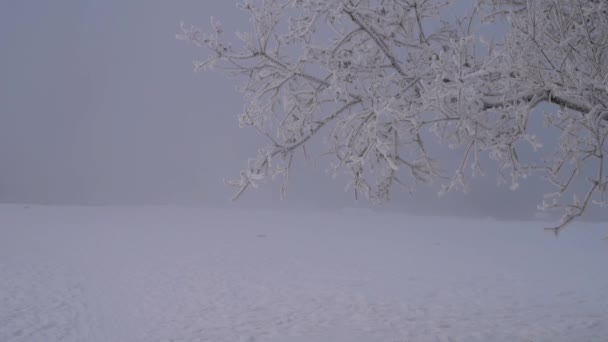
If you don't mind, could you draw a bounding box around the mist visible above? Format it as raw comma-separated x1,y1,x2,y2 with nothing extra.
0,1,602,220
2,2,607,340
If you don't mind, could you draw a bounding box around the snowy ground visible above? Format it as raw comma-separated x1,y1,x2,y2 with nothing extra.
0,204,607,342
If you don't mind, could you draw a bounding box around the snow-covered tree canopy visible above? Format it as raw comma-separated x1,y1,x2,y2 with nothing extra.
179,0,608,233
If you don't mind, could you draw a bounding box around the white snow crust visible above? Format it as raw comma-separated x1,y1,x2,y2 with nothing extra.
1,204,606,341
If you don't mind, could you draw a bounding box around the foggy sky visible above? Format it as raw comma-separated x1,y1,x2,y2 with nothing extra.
0,1,601,220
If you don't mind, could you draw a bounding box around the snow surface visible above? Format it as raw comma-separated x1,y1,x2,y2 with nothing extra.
0,204,607,342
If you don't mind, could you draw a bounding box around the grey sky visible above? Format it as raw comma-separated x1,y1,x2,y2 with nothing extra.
0,1,601,220
0,0,348,208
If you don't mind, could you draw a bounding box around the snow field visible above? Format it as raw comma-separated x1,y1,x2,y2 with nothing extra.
1,205,607,341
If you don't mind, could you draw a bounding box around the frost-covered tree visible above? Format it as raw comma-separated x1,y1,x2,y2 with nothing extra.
179,0,607,234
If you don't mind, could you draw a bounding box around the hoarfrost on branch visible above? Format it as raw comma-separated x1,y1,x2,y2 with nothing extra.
179,0,608,233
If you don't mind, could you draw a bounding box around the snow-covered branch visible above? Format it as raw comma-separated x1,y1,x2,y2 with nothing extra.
180,0,607,230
